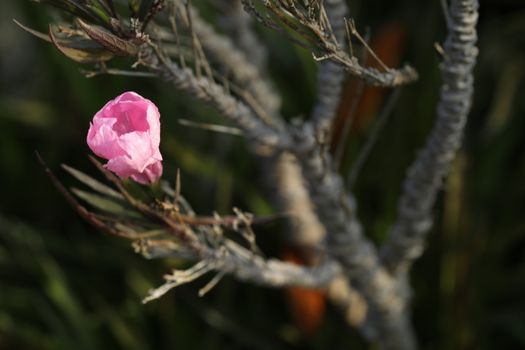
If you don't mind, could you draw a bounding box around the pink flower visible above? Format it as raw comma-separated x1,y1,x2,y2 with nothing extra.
87,91,162,184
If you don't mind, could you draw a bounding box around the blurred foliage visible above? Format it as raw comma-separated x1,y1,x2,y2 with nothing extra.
1,0,525,349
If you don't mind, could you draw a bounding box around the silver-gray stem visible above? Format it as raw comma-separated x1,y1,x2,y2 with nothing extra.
186,5,282,117
311,0,348,140
292,130,416,349
380,0,479,276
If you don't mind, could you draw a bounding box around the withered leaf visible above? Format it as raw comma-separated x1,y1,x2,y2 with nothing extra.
49,25,114,63
76,18,139,56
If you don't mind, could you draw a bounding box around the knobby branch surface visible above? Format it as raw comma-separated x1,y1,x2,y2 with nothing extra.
215,242,341,288
380,0,479,277
292,0,372,335
311,0,348,141
291,129,415,349
271,0,349,258
142,238,342,302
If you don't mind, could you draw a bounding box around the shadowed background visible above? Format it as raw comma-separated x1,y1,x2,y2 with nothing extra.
1,0,524,349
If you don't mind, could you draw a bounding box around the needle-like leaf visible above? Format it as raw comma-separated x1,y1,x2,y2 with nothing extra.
62,164,123,200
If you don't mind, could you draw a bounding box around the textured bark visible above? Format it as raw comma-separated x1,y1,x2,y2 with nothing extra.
219,0,269,71
293,138,416,349
142,45,290,151
381,0,479,276
186,6,282,118
311,0,348,140
141,238,341,289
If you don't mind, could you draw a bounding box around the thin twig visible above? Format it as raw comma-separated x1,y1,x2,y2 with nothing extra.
333,30,371,169
198,270,227,297
82,68,157,78
333,79,365,169
243,0,418,87
347,19,390,72
178,118,244,136
347,88,401,188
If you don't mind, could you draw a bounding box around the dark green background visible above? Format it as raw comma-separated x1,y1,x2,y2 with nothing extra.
1,1,524,349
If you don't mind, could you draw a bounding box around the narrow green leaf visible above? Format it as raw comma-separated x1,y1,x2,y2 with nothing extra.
93,0,114,17
87,4,111,24
100,0,117,17
71,187,141,218
113,224,166,238
62,164,123,200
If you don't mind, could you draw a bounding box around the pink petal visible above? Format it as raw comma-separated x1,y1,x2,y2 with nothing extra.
106,157,163,184
130,160,163,184
146,103,161,149
115,91,144,103
105,155,138,179
87,91,163,185
86,118,125,159
111,101,150,135
117,131,160,172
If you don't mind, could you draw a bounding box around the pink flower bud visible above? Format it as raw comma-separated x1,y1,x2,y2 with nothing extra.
87,91,163,184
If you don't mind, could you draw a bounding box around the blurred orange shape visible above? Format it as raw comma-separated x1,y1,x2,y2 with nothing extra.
282,248,326,337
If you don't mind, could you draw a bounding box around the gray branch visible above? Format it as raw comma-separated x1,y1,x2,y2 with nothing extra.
241,0,418,87
380,0,479,275
140,44,290,151
218,0,270,72
311,0,348,139
138,233,341,303
291,128,416,349
145,5,418,346
220,240,340,288
181,4,282,116
298,0,374,333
